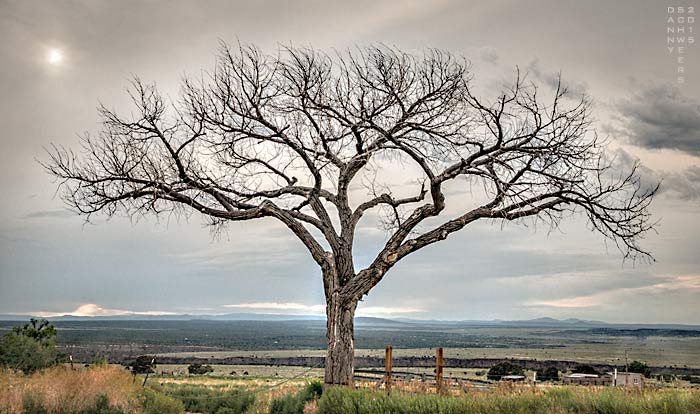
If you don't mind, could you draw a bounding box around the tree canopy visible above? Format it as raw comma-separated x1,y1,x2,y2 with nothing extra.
536,366,560,382
188,362,214,375
487,362,524,380
628,361,652,377
0,318,60,374
43,42,657,385
572,364,599,375
128,355,156,375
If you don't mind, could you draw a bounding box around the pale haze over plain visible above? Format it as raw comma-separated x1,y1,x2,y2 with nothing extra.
1,0,699,323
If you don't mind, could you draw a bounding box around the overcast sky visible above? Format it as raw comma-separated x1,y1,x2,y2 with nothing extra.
1,0,699,324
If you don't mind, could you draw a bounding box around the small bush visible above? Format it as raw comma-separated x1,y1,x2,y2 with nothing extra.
270,381,323,414
92,356,109,366
4,365,141,414
83,393,124,414
536,366,560,382
188,362,214,375
212,391,256,414
1,331,60,374
162,384,255,414
128,355,156,374
22,394,127,414
629,360,652,377
0,365,184,414
142,388,184,414
22,393,47,414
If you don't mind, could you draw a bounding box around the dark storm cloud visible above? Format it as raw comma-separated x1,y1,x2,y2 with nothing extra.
617,84,700,155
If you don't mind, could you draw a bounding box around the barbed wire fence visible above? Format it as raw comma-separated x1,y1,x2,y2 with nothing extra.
136,347,543,401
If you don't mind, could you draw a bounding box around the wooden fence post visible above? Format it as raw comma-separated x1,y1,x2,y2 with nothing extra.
385,345,393,394
142,357,155,387
436,347,444,393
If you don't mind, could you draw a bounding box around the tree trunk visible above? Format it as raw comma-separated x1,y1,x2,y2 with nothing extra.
324,295,357,386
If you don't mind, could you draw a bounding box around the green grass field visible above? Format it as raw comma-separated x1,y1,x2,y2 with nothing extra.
155,363,326,379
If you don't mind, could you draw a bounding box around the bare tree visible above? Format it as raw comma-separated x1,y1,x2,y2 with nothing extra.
43,43,656,386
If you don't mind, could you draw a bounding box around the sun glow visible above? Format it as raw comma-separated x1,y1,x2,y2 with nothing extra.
47,48,64,65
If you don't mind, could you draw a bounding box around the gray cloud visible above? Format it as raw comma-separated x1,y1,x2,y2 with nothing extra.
526,58,588,97
479,46,499,64
22,209,73,219
617,84,700,155
614,147,700,201
663,165,700,200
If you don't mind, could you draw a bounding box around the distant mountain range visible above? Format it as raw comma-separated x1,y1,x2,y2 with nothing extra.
393,316,609,326
0,312,325,322
0,313,697,330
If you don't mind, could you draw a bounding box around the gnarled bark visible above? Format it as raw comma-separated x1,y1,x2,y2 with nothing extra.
324,294,357,386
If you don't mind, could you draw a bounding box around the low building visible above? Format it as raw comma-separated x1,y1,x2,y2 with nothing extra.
562,373,612,386
608,370,644,387
563,371,645,387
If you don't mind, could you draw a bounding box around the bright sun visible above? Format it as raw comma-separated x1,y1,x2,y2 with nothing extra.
47,48,64,65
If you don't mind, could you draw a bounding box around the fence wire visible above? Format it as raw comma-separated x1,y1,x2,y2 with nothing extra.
147,360,325,401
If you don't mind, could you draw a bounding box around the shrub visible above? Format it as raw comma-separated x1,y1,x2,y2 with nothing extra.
629,360,652,377
0,365,185,414
4,365,141,414
188,362,215,375
270,381,323,414
0,319,60,374
22,393,48,414
162,384,255,414
92,355,109,366
536,366,560,382
316,387,367,414
142,388,184,414
160,384,212,413
22,390,125,414
128,355,156,374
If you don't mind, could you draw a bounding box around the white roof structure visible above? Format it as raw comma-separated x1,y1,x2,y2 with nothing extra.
565,373,600,378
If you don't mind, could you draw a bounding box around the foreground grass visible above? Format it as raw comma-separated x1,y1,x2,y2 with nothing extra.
2,367,699,414
317,386,700,414
154,382,256,414
0,365,182,414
